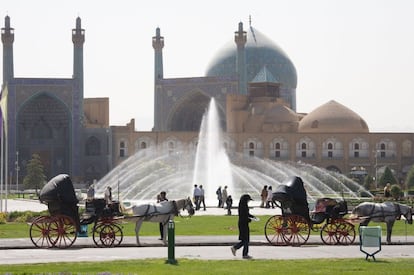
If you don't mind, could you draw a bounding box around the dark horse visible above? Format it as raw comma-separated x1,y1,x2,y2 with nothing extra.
352,202,413,244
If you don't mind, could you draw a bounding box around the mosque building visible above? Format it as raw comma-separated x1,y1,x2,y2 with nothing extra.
1,16,414,186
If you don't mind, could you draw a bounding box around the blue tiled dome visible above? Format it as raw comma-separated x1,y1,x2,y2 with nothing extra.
205,26,297,89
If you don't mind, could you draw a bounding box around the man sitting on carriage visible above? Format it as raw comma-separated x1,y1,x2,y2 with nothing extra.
39,174,80,231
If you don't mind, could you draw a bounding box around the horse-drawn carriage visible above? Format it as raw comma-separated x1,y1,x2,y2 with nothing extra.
264,176,356,246
29,174,195,248
29,174,124,248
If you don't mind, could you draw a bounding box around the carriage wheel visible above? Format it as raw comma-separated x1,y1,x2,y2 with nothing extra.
48,215,77,248
93,222,123,248
320,222,339,245
30,216,54,248
282,215,310,246
335,220,356,245
264,215,288,246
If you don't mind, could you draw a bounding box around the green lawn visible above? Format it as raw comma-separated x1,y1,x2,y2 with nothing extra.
1,215,413,239
0,258,413,274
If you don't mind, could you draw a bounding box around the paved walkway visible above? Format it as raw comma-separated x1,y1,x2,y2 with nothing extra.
2,199,414,263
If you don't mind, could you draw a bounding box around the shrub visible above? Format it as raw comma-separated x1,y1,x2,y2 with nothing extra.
390,184,402,200
0,212,6,224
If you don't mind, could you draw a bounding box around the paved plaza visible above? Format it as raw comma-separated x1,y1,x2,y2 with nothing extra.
1,199,414,264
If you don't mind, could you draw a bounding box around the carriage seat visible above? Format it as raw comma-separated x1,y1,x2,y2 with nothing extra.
311,198,348,222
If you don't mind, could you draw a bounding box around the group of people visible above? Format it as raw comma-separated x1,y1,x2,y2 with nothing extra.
260,185,275,208
216,186,233,215
192,184,206,211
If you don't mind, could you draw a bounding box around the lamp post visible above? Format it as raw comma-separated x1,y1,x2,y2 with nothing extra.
15,151,19,193
375,153,378,189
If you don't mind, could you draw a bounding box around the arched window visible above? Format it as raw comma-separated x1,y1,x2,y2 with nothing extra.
350,138,369,158
140,142,147,149
327,142,333,158
301,143,307,157
119,141,126,157
380,143,386,158
274,142,281,158
249,142,255,157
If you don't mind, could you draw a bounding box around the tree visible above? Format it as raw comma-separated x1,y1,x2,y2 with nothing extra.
390,184,402,200
379,166,397,188
23,154,46,193
405,165,414,189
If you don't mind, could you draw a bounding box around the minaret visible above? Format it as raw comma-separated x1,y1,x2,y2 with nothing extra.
72,17,85,99
234,22,247,95
71,17,85,179
152,27,164,131
1,15,14,86
152,27,164,81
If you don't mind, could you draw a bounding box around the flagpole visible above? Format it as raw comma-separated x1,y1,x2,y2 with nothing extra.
0,123,3,212
4,126,7,213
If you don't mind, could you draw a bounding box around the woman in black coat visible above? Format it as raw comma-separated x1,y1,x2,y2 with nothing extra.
231,194,256,259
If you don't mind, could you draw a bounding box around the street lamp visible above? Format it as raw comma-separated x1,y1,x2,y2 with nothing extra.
15,151,20,192
373,150,379,190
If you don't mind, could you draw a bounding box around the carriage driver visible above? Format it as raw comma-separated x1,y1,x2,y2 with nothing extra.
104,186,113,205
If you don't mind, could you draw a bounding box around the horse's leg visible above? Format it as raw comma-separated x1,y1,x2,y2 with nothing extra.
135,219,143,246
386,221,395,244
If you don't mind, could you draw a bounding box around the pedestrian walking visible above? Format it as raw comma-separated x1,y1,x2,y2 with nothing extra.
222,186,228,208
216,186,222,208
226,195,233,215
193,184,201,210
199,185,206,211
231,194,256,259
266,186,275,208
260,185,268,208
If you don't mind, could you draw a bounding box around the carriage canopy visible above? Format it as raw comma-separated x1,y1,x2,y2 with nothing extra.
39,174,78,204
273,176,310,220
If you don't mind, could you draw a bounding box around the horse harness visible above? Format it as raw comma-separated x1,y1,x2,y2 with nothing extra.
366,203,402,221
141,200,179,217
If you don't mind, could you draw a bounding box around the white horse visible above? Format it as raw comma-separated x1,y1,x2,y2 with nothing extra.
125,197,195,246
352,202,413,244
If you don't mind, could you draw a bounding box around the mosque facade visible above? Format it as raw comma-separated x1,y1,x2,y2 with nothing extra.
2,16,414,186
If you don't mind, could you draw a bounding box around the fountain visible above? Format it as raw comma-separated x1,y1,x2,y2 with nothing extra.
94,98,372,204
192,98,234,203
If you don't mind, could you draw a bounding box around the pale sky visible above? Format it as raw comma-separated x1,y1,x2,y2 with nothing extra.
2,0,414,132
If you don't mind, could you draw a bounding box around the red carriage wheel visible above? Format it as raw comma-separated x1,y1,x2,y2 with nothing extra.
320,222,338,245
92,222,106,247
48,215,77,248
264,215,288,246
94,223,121,247
335,220,356,245
109,223,123,247
29,216,54,248
282,215,310,246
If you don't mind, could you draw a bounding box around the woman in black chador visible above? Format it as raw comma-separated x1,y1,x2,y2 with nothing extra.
231,194,256,259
